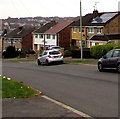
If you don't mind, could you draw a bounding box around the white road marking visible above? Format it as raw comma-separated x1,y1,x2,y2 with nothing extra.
42,95,94,119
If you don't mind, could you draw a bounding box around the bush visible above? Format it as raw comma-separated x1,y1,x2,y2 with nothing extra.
90,43,120,59
25,49,36,54
64,50,72,57
2,46,20,58
71,48,91,58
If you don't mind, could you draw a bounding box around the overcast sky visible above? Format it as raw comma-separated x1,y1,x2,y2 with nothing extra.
0,0,120,19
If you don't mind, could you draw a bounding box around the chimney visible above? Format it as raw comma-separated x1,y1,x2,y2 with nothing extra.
93,10,99,19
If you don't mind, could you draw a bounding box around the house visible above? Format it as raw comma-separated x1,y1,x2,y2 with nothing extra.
33,21,73,51
90,34,120,45
3,26,35,51
33,21,58,51
70,10,120,48
44,21,73,48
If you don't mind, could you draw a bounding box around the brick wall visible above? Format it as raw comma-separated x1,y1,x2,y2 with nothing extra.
22,32,33,51
103,14,120,34
58,26,71,48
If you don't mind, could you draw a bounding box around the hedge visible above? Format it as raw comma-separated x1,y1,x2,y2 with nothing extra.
71,48,91,58
90,43,120,59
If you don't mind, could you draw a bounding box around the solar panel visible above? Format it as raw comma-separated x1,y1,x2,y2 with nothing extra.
93,17,103,23
92,13,117,23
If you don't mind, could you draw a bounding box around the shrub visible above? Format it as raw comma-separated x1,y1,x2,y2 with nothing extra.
90,45,104,59
64,50,72,57
90,43,120,59
25,49,36,54
2,46,20,58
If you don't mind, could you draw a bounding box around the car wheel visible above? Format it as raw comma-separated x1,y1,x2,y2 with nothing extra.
117,64,120,73
45,60,49,66
60,61,63,64
37,59,41,65
98,63,103,72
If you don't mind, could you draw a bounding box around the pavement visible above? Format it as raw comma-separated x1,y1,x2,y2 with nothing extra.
2,96,83,118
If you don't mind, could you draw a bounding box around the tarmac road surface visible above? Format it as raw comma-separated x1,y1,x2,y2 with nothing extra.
2,62,119,118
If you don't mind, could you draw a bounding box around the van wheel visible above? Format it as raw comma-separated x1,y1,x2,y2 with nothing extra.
98,63,103,72
117,64,120,73
37,59,41,65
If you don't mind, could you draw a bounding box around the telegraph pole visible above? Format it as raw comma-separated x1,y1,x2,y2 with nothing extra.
80,0,83,60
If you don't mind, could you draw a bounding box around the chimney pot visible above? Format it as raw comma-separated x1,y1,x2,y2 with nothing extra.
93,10,99,19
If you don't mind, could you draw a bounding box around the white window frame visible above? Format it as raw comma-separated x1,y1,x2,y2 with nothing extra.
39,34,43,39
96,28,102,34
79,27,84,33
35,34,38,38
46,34,51,39
73,27,77,33
88,27,94,33
52,34,55,39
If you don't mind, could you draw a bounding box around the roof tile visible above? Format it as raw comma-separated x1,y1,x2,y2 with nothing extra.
45,21,73,34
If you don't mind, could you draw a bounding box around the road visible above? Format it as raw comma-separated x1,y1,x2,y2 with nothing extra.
2,62,119,118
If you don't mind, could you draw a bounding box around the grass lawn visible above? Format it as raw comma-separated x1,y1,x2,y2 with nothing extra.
1,76,40,98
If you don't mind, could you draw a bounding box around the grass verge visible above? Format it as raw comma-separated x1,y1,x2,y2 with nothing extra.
1,76,40,98
64,59,98,65
2,58,35,63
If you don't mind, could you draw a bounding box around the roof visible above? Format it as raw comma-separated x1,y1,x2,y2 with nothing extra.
90,34,120,41
34,21,58,33
4,26,35,39
45,21,73,34
90,34,109,41
70,11,119,27
92,13,118,24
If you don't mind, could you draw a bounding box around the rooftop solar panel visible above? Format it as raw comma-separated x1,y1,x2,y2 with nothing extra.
92,13,117,23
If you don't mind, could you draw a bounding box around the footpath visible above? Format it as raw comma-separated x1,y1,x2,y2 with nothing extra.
3,96,82,118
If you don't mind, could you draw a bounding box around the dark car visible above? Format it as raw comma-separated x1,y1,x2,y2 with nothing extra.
98,49,120,72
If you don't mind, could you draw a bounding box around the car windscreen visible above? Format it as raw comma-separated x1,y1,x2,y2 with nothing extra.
49,51,60,55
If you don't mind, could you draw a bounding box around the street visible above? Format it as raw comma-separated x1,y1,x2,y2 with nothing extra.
2,62,119,118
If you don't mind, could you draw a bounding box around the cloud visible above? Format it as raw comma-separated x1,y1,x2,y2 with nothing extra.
0,0,119,19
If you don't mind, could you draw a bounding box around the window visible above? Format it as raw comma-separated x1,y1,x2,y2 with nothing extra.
97,28,102,34
79,28,84,33
42,52,47,56
113,50,120,57
106,50,113,58
13,40,17,43
39,34,43,39
73,27,77,33
49,51,60,55
46,34,51,39
5,39,11,43
52,35,55,39
88,28,94,33
35,34,38,38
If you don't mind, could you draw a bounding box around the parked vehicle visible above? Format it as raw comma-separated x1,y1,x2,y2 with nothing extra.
37,50,63,65
98,49,120,72
47,46,61,51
